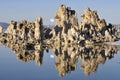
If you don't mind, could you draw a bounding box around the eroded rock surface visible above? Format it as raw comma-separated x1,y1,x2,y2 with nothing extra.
79,8,117,43
0,4,118,45
50,4,79,45
4,17,52,43
49,5,117,45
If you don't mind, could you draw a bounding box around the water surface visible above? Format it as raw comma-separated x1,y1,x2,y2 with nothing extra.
0,44,120,80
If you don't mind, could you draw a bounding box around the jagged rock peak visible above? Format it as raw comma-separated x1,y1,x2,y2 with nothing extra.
79,7,117,42
80,7,102,25
0,5,118,45
55,4,78,26
3,17,44,42
35,17,43,25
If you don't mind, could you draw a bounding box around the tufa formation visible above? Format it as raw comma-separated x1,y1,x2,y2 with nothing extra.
50,5,117,45
0,4,118,45
0,4,120,77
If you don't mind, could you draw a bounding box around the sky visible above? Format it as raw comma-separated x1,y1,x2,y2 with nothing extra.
0,0,120,25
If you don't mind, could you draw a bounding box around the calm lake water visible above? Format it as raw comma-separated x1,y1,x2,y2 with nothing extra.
0,44,120,80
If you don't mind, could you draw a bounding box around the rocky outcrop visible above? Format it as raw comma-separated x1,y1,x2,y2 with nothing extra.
49,5,117,45
78,8,117,44
0,4,118,45
34,17,43,40
4,17,51,43
50,4,79,45
0,25,3,33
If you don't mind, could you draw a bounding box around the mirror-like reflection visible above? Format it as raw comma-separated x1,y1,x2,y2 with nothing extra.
52,44,118,76
0,33,44,66
0,33,120,77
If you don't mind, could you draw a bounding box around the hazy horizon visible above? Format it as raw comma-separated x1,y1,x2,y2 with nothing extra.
0,0,120,25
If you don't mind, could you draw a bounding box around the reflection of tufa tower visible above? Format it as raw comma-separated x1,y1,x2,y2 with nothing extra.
35,49,44,66
0,32,44,66
0,31,119,77
51,43,118,77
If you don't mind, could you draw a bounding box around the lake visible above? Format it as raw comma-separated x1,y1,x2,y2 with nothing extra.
0,43,120,80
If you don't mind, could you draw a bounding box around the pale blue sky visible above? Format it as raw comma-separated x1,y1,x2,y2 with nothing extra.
0,0,120,25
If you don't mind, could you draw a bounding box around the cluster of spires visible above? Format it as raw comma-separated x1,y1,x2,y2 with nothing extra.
0,4,119,45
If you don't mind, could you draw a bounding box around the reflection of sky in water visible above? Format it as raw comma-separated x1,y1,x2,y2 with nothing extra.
0,46,120,80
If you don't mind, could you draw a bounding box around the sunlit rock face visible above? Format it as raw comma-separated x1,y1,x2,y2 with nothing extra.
49,4,117,45
34,17,43,40
5,20,17,34
79,8,117,43
50,4,79,45
4,17,46,43
0,26,2,33
118,25,120,32
0,4,118,45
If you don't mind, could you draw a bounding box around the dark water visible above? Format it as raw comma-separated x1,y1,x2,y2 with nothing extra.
0,44,120,80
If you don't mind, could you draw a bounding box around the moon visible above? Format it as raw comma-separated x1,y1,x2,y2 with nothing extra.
50,54,54,59
50,18,54,23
